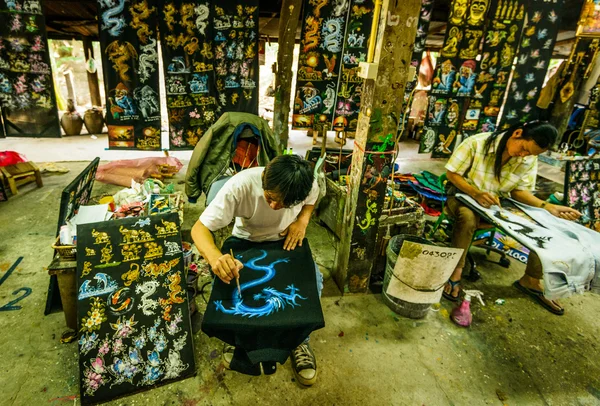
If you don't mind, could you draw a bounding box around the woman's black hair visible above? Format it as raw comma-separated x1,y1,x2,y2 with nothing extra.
262,154,314,207
484,120,558,180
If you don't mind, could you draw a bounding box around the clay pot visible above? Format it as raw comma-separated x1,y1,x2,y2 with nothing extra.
61,112,83,135
60,99,83,136
84,108,105,134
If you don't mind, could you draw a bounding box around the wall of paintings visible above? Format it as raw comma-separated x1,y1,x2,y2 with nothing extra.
0,0,61,137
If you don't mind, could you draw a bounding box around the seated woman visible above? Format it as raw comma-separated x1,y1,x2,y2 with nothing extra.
443,121,581,315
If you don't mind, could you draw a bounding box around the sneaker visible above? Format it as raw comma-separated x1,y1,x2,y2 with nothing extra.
291,343,317,386
222,344,235,369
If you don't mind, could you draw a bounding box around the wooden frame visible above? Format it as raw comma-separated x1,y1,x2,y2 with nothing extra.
577,0,600,38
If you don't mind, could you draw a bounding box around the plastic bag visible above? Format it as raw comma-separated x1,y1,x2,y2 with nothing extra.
95,156,183,187
0,151,28,167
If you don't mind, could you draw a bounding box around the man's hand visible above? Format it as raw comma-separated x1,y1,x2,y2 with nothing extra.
280,219,308,251
473,190,501,208
545,203,582,221
209,253,243,284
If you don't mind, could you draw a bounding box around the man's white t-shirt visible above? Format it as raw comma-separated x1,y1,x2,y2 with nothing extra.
199,167,319,242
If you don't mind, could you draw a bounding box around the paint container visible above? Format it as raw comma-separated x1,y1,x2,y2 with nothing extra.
182,241,193,271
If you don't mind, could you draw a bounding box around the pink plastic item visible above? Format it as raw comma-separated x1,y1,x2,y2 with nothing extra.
451,290,485,327
95,156,183,187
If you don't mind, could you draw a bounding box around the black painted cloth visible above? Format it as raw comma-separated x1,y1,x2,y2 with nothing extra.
202,237,325,366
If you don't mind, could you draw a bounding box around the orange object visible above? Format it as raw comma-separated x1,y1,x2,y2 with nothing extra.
99,196,115,211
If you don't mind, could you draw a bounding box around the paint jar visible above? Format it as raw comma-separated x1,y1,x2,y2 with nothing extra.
59,225,72,245
182,241,193,271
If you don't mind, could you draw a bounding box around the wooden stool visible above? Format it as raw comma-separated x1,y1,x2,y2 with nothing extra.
0,162,43,195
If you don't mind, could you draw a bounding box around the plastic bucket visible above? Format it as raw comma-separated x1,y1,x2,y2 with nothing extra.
383,234,437,319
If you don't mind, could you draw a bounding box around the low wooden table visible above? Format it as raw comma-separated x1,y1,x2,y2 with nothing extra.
0,162,43,195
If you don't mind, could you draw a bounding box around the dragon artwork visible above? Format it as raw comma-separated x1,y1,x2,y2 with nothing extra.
303,16,320,53
159,272,185,321
138,38,158,84
106,41,138,83
136,280,160,315
100,0,127,37
493,210,552,249
164,2,178,31
129,0,156,44
180,3,195,35
321,17,344,53
194,3,209,35
214,250,306,318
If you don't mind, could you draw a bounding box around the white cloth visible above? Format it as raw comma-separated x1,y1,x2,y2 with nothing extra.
456,193,598,300
200,167,319,242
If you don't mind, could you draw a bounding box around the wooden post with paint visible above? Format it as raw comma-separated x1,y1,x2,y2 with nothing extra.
273,0,303,151
333,0,421,293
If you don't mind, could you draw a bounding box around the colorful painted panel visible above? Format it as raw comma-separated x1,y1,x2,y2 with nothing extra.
331,0,374,133
565,158,600,232
499,0,565,128
160,1,259,150
292,0,351,130
76,213,195,405
466,0,526,135
97,0,162,150
0,0,60,137
422,0,491,158
213,3,259,118
159,0,217,149
202,237,324,366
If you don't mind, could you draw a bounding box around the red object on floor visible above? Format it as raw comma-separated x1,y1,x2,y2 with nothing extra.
0,151,27,167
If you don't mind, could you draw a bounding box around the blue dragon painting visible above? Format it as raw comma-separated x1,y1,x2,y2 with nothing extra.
214,250,306,317
100,0,126,37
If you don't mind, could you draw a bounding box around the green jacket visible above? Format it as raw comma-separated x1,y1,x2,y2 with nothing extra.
185,112,280,202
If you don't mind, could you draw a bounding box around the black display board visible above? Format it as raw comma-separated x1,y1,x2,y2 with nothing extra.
465,0,526,135
97,0,162,150
565,158,600,232
202,237,325,365
159,0,259,150
330,0,375,133
76,213,195,405
498,0,565,128
55,157,101,237
292,0,351,130
0,0,61,138
45,158,101,316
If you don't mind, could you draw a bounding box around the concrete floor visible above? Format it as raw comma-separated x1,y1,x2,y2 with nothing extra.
1,155,598,405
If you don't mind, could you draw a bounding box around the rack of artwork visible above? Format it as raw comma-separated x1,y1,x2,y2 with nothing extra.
564,157,600,232
0,0,61,137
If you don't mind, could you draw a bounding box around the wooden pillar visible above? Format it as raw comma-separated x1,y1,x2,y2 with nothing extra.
82,38,102,108
273,0,302,151
333,0,421,293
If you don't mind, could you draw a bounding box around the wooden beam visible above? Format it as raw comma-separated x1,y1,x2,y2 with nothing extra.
272,0,303,150
82,37,102,108
334,0,421,293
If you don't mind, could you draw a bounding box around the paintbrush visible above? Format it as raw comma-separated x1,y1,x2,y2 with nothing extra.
230,248,242,297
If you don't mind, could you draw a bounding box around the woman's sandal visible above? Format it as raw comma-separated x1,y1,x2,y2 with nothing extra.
512,281,565,316
442,279,461,302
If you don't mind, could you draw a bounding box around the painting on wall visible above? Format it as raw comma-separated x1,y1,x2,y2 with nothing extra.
0,0,61,138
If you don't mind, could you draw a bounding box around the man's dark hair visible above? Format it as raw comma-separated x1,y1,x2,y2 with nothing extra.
262,155,314,207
